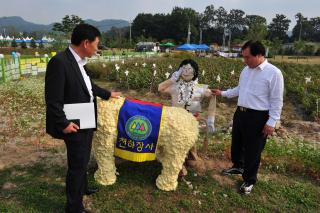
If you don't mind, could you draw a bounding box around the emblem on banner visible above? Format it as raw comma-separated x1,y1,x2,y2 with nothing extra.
125,115,152,141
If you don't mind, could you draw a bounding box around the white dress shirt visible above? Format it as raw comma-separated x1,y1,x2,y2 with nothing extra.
69,46,94,102
221,59,284,127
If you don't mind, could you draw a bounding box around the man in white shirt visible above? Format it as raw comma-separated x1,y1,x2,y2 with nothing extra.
212,40,284,194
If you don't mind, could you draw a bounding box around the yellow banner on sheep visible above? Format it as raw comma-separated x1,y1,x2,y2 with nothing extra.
115,148,157,162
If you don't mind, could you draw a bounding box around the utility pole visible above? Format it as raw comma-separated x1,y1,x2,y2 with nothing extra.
187,22,191,44
129,20,132,45
228,30,232,52
222,28,226,50
298,20,302,41
199,28,203,44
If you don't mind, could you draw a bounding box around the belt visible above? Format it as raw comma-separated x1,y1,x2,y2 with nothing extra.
237,106,268,113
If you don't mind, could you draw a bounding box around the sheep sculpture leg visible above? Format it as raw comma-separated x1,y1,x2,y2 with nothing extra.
93,98,121,186
93,98,199,191
155,107,198,191
93,128,117,185
156,136,192,191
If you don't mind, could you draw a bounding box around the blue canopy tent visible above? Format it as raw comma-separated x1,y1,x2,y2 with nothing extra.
197,44,210,50
190,44,199,48
177,43,210,51
36,40,48,44
14,39,49,44
15,39,27,43
176,44,197,51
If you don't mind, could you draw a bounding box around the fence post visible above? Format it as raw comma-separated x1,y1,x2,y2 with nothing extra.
44,54,49,65
18,56,22,76
1,58,7,83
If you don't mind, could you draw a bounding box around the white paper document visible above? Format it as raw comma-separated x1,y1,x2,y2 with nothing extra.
63,102,96,129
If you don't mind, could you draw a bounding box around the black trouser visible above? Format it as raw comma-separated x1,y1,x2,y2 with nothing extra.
231,107,269,185
64,130,94,213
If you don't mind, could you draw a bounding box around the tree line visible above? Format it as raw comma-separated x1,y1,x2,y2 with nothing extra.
2,5,320,55
128,6,319,44
102,5,320,55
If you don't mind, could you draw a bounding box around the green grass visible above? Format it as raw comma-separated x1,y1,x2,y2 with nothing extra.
1,133,320,212
208,135,320,182
0,163,66,212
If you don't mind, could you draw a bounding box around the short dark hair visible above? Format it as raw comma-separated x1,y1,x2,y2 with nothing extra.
71,24,101,46
179,59,199,81
242,40,266,56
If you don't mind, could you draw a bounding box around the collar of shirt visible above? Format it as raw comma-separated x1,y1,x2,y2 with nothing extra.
256,59,268,71
69,46,87,67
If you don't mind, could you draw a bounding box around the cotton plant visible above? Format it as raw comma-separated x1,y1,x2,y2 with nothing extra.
168,65,173,69
149,70,158,92
202,70,205,76
216,74,221,83
113,64,121,83
230,70,235,75
124,70,129,90
165,72,170,79
115,64,120,72
305,76,311,84
153,63,157,68
142,62,147,67
135,62,138,66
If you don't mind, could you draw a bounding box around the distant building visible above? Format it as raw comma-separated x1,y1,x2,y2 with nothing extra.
135,42,159,52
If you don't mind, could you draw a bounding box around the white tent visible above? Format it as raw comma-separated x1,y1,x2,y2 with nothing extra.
5,36,12,41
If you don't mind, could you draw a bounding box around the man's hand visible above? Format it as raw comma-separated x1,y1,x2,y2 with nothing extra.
262,124,274,138
63,122,79,134
111,91,122,98
211,89,222,96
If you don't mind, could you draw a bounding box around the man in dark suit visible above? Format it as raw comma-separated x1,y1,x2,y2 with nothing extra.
45,24,121,213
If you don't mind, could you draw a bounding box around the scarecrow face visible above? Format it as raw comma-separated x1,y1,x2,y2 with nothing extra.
181,64,194,82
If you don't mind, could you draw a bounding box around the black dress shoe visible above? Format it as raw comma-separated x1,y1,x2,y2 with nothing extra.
80,209,91,213
85,188,99,195
65,207,91,213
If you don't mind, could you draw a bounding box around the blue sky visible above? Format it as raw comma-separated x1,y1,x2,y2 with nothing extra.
0,0,319,30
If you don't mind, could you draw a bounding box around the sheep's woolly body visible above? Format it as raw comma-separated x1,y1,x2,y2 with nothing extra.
93,97,199,191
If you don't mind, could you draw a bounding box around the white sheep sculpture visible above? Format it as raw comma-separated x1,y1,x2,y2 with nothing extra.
93,97,199,191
